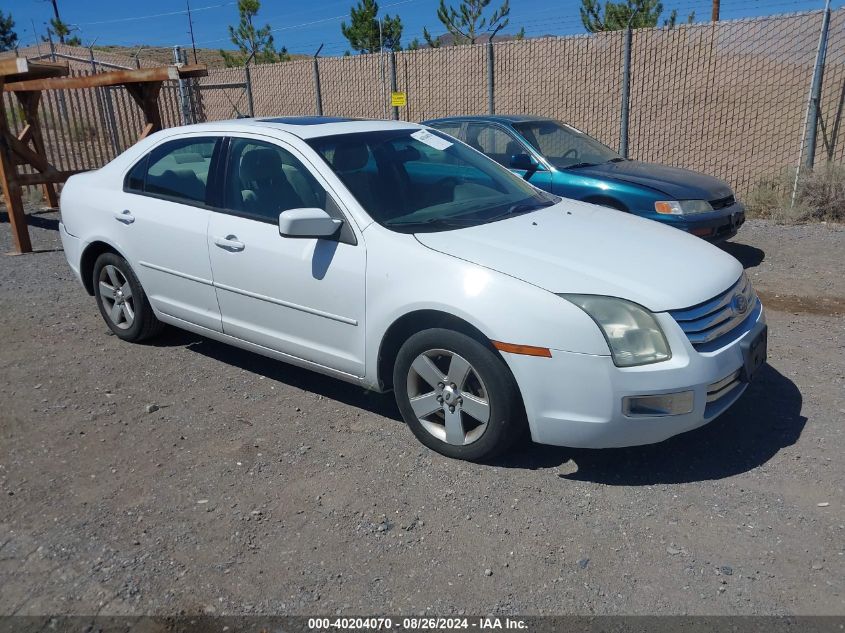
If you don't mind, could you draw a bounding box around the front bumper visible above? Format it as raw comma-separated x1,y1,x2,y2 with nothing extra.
504,304,765,448
641,202,746,243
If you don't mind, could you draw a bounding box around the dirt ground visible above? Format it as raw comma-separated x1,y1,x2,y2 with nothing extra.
0,211,843,617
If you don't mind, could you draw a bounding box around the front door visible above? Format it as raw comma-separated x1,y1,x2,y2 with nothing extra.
463,122,553,192
207,136,366,377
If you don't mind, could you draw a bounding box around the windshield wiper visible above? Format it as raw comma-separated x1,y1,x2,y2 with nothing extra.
607,157,626,163
386,217,473,230
484,199,556,223
565,162,599,169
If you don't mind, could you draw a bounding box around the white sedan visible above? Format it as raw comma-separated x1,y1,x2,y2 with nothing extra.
59,117,767,461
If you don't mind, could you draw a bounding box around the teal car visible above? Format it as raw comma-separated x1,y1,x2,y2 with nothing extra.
423,115,745,242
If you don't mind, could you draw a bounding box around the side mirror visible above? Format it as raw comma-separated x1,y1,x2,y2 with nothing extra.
279,208,342,239
510,153,540,180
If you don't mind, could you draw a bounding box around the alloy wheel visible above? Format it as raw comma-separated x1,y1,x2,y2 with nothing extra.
406,348,491,445
98,264,135,330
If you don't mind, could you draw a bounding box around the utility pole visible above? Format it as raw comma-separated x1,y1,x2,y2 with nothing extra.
46,0,65,43
711,0,720,21
186,0,199,64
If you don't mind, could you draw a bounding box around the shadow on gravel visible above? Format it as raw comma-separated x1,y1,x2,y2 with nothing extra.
493,364,805,484
152,327,403,421
147,329,804,483
722,241,765,269
0,210,60,232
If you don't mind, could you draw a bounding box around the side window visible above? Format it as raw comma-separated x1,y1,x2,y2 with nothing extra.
427,122,462,140
464,123,523,167
128,137,217,204
125,156,146,192
226,138,327,222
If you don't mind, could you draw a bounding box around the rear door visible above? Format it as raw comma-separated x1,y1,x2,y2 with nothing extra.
119,136,223,332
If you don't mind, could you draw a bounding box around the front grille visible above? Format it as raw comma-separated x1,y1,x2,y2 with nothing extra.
706,369,742,403
710,194,736,210
669,273,758,349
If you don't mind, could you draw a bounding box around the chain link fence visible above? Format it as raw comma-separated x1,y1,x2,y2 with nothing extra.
188,8,845,197
3,9,844,199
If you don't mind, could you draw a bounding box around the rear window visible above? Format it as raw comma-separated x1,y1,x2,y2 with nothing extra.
124,137,218,205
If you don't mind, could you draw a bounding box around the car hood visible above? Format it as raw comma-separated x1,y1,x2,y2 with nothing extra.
414,201,743,312
572,160,734,200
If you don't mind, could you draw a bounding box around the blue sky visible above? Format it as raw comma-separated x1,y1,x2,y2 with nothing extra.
5,0,842,56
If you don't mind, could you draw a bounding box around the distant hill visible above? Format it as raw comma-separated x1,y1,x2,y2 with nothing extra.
91,45,308,68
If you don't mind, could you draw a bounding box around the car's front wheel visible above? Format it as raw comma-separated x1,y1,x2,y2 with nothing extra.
93,252,163,342
393,328,525,461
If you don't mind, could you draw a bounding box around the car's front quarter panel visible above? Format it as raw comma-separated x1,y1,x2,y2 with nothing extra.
550,169,660,211
361,224,611,391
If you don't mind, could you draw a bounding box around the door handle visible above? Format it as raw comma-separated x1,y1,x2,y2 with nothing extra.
114,210,135,224
214,235,245,252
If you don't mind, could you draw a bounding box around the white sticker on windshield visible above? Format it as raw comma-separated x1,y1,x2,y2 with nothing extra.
411,129,453,151
563,123,584,135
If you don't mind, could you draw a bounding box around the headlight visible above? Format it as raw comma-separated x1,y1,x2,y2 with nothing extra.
560,295,671,367
654,200,713,215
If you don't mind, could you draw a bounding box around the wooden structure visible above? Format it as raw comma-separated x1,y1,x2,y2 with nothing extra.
1,58,207,253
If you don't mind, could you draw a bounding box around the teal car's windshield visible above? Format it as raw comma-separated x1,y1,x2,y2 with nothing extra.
308,129,557,233
513,120,622,170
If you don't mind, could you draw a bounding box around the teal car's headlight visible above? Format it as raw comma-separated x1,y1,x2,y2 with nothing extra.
560,295,671,367
654,200,713,215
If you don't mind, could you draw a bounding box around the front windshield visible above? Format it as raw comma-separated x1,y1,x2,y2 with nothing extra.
513,120,621,170
307,129,557,233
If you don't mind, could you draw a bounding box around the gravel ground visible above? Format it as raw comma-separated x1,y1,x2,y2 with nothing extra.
0,212,843,616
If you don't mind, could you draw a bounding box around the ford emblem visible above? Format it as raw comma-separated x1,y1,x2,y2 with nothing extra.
732,293,748,315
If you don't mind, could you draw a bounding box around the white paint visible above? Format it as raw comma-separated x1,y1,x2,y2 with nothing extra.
59,117,760,450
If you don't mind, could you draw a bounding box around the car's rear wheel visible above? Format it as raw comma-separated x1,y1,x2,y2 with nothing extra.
93,252,163,342
393,328,524,461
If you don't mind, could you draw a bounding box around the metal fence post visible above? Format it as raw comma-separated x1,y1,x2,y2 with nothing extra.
313,44,324,116
174,45,192,126
619,22,634,158
803,0,832,169
792,0,832,206
389,50,399,120
244,64,255,117
487,39,495,115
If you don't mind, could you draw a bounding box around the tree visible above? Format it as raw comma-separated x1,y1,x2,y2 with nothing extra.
0,11,17,52
406,37,422,50
341,0,403,54
422,27,441,48
434,0,510,45
46,0,68,44
580,0,693,32
220,0,288,67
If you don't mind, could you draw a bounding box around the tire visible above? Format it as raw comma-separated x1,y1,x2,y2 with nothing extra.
92,252,163,342
393,328,525,461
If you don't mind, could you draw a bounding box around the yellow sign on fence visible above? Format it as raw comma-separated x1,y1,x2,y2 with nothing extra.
391,91,407,107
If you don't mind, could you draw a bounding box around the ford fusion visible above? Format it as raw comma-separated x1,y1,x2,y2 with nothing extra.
58,117,767,461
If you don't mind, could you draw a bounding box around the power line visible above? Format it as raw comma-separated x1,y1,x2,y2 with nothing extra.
77,1,235,26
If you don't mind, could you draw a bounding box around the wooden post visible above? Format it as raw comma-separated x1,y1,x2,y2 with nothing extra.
0,78,33,253
15,91,59,208
0,62,206,254
124,81,164,141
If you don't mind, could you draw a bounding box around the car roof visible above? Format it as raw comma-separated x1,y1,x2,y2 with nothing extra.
423,115,554,125
159,116,423,140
